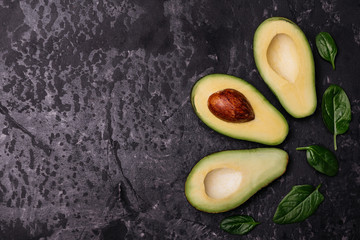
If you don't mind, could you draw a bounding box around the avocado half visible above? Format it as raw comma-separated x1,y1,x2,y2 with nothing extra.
185,148,288,213
191,74,288,145
253,17,316,118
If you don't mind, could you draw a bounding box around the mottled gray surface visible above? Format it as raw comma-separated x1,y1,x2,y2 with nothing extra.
0,0,359,239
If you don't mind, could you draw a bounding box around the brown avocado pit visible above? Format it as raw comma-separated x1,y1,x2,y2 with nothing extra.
208,88,255,123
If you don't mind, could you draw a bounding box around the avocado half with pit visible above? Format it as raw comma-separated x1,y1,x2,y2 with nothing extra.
185,148,288,213
253,17,316,118
191,74,288,145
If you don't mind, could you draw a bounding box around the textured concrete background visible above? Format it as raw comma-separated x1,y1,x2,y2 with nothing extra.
0,0,359,239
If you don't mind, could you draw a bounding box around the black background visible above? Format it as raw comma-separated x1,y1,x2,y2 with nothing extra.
0,0,359,239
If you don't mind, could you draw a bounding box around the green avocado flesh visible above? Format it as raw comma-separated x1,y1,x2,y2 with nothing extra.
253,17,316,118
185,148,288,213
191,74,288,145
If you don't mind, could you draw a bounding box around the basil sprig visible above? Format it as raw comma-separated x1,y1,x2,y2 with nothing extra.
322,85,351,150
315,32,337,69
273,184,324,224
220,215,259,235
296,145,338,176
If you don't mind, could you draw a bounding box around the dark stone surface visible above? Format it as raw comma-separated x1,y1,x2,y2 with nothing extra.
0,0,359,239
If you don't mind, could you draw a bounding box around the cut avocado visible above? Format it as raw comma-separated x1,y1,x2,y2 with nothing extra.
253,17,317,118
191,74,288,145
185,148,288,213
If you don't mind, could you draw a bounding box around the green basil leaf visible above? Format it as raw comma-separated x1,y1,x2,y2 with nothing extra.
220,215,259,235
273,184,324,224
321,85,352,150
296,145,338,176
315,32,337,69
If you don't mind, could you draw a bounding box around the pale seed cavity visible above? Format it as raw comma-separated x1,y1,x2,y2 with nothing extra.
204,168,243,199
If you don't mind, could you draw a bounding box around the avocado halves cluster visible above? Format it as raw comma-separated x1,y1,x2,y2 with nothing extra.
186,17,316,213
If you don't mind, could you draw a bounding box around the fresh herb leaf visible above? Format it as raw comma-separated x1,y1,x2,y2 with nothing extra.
316,32,337,69
322,85,351,150
220,215,259,235
296,145,338,176
273,184,324,224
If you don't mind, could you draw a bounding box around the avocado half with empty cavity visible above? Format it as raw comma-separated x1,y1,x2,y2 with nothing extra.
253,17,316,118
191,74,288,145
185,148,288,213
